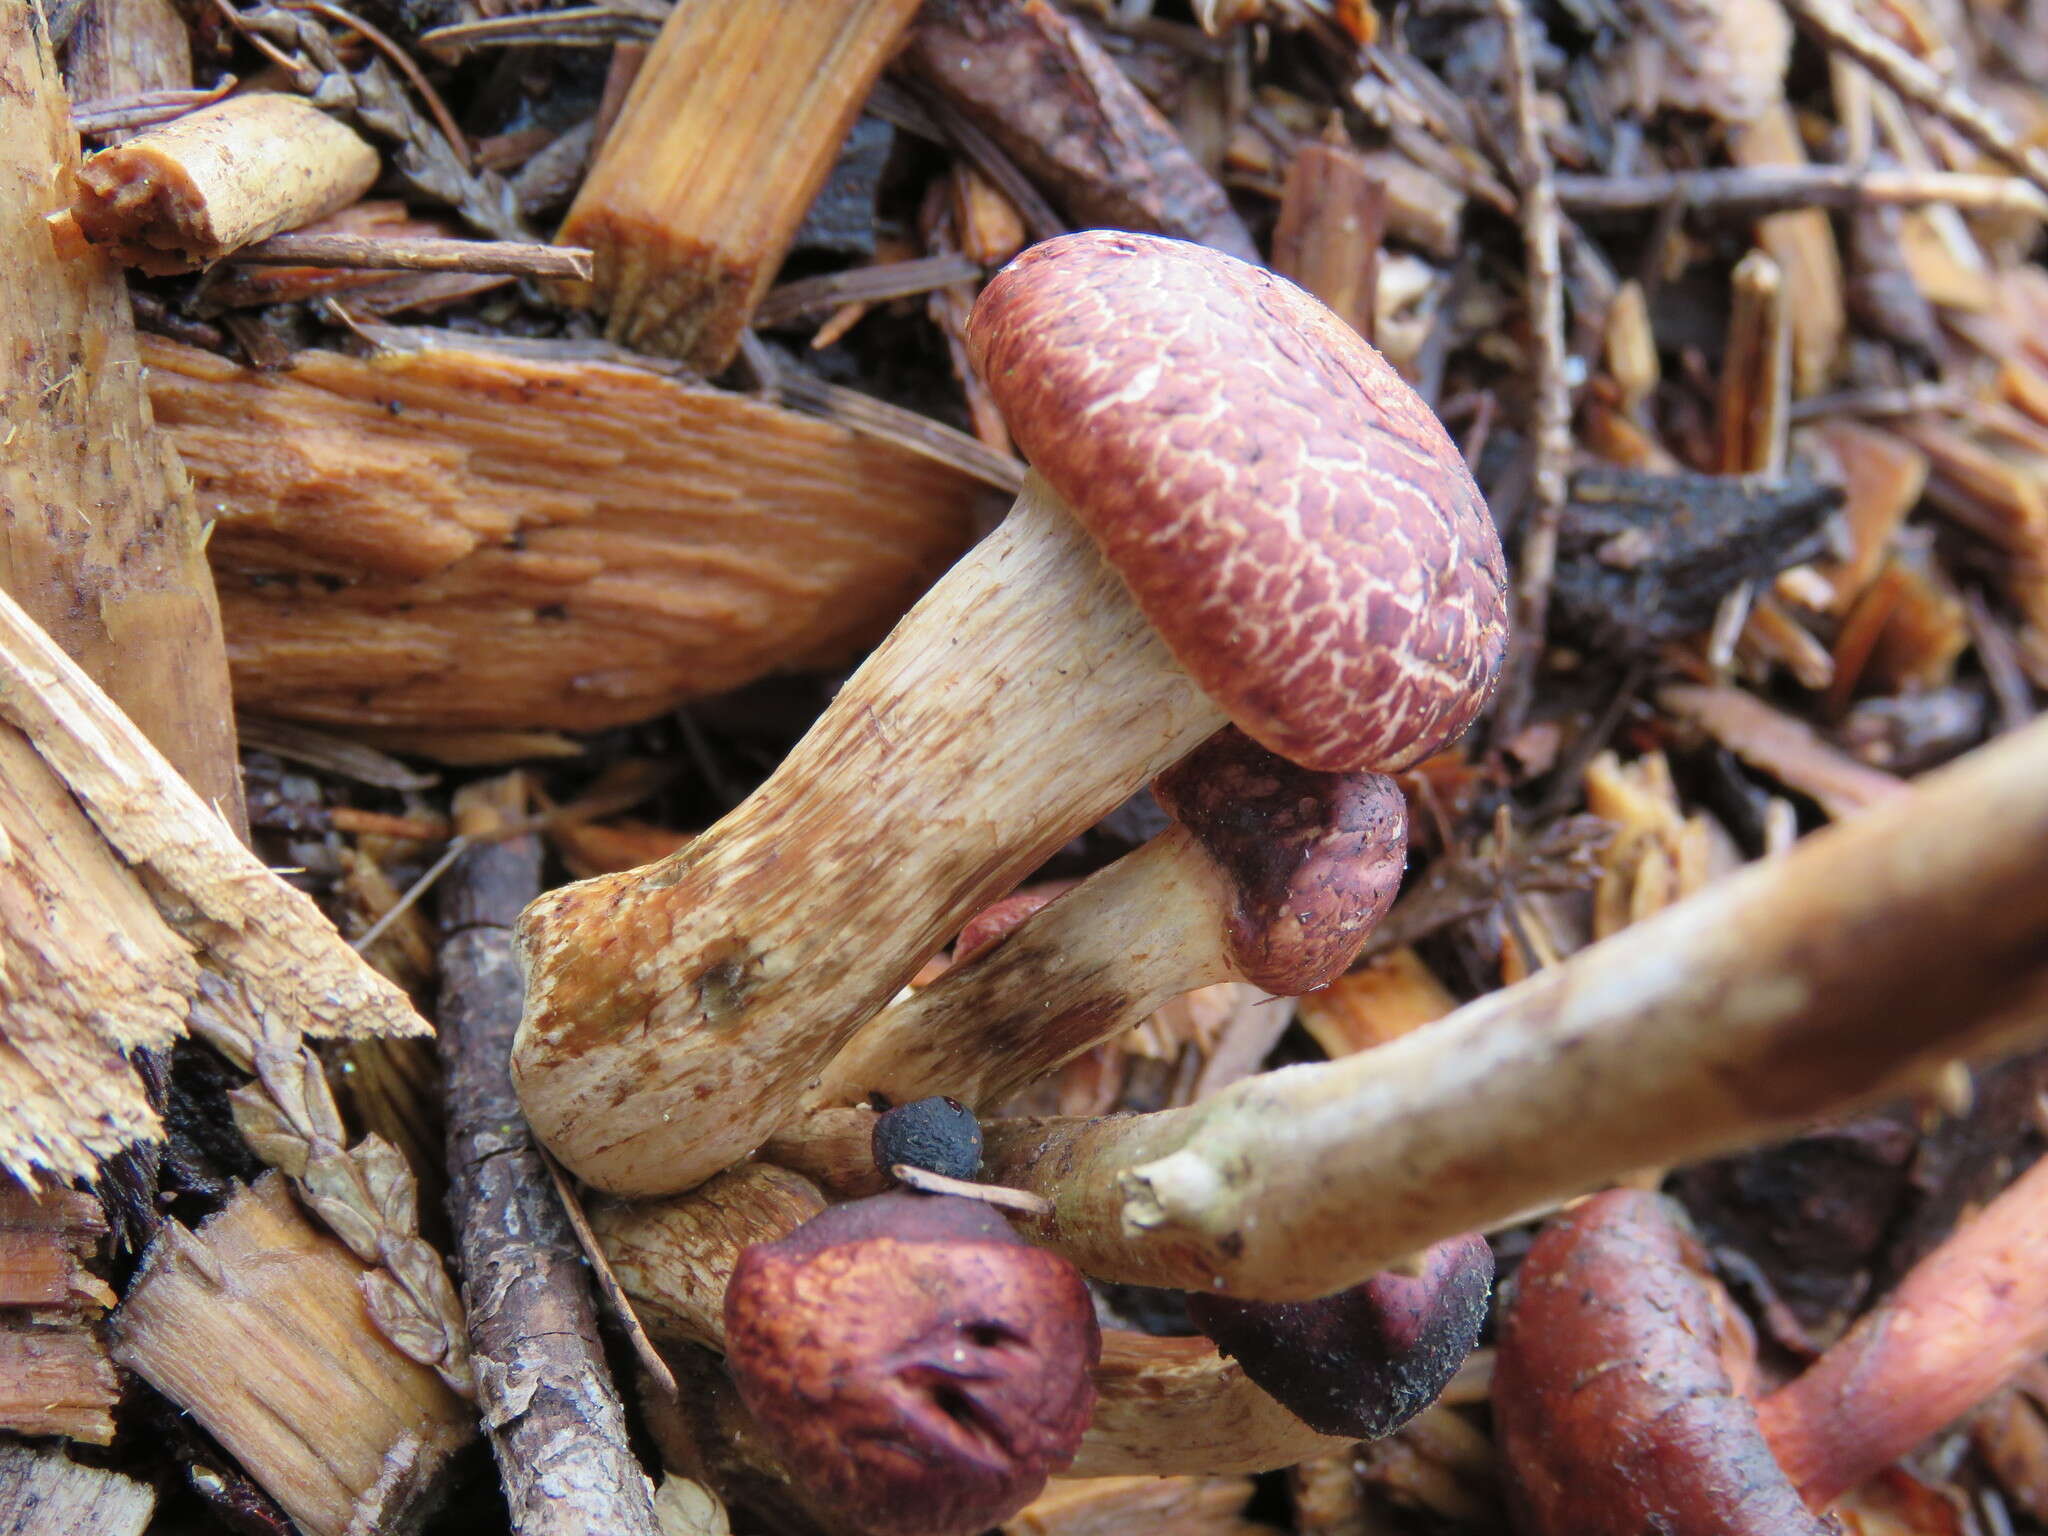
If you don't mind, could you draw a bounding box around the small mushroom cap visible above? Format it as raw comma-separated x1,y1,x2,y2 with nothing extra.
1186,1232,1491,1440
873,1096,984,1183
1152,727,1408,994
967,231,1509,774
1492,1190,1832,1536
724,1192,1101,1536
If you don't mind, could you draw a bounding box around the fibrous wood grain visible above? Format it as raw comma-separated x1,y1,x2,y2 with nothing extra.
0,1190,118,1443
142,333,983,731
902,0,1258,263
0,1,242,826
554,0,924,372
0,582,426,1045
0,1442,153,1536
109,1174,473,1536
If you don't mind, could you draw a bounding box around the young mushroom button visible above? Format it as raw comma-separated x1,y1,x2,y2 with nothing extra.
511,229,1508,1197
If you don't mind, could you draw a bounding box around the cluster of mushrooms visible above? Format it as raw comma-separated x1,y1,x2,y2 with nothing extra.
509,228,1517,1533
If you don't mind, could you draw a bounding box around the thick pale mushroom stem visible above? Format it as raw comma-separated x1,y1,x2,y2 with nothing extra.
1756,1150,2048,1508
514,474,1224,1195
591,1165,827,1351
1070,1335,1349,1478
806,827,1235,1113
978,713,2048,1300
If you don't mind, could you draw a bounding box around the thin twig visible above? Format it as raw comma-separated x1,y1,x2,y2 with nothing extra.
352,835,468,953
417,5,661,59
70,79,238,136
231,231,593,279
1557,164,2048,218
890,1165,1054,1215
754,254,984,328
1488,0,1572,747
1779,0,2048,199
438,783,661,1535
538,1148,679,1399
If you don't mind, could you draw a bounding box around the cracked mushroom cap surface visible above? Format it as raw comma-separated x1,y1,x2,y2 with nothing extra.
1152,727,1409,995
967,230,1509,774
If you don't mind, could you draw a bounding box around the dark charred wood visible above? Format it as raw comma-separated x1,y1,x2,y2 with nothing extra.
1549,468,1842,655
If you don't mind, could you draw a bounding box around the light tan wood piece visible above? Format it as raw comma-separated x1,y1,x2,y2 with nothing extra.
1,4,242,826
143,333,983,731
72,93,378,273
554,0,923,372
110,1175,473,1536
0,1442,153,1536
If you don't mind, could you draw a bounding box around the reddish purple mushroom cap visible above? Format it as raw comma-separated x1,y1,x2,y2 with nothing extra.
966,230,1509,774
1152,727,1408,995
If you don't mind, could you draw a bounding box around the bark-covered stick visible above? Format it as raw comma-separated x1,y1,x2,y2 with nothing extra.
980,711,2048,1299
438,776,660,1536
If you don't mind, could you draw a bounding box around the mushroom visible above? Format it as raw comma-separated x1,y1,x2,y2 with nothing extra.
512,229,1508,1196
722,1190,1101,1536
1490,1189,1828,1536
1755,1146,2048,1509
801,727,1408,1115
1186,1232,1492,1442
964,711,2048,1300
1496,1166,2048,1534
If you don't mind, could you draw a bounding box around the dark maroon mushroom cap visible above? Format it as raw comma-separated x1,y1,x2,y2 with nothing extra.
723,1192,1101,1536
966,231,1509,774
1152,727,1408,995
1186,1232,1492,1440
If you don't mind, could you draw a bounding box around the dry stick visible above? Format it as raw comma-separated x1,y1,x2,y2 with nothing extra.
1556,165,2048,218
438,778,660,1536
977,713,2048,1299
1,8,244,827
754,253,983,327
231,232,594,279
1779,0,2048,199
1486,0,1572,747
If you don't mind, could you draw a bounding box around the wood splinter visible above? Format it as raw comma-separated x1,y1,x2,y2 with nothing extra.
110,1175,474,1536
71,91,378,274
554,0,924,373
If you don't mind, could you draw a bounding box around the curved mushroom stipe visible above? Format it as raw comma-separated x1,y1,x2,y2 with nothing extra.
805,729,1406,1115
723,1192,1101,1536
512,229,1505,1197
1186,1232,1492,1440
1070,1332,1350,1478
1491,1190,1832,1536
1755,1149,2048,1509
969,231,1510,774
970,713,2048,1299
